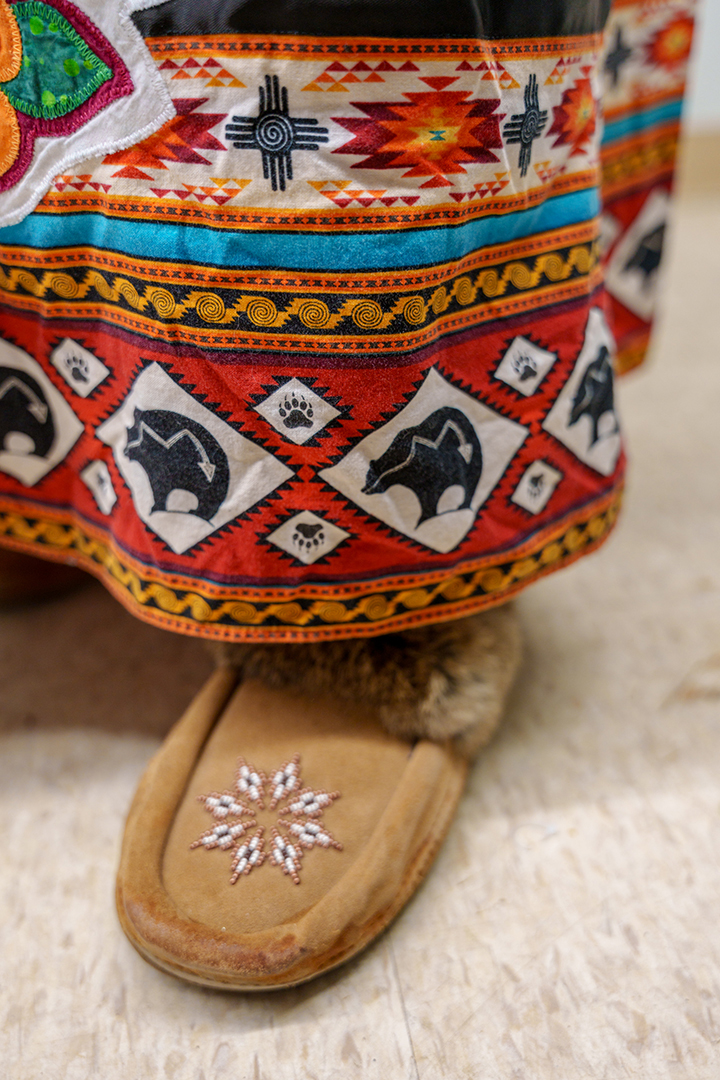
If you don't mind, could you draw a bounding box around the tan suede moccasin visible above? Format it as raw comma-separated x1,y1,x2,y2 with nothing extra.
116,666,468,990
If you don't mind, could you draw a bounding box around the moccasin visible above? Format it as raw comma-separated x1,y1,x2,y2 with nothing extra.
116,666,467,989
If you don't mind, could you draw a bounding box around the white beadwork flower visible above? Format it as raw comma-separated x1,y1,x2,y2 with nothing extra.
191,753,343,885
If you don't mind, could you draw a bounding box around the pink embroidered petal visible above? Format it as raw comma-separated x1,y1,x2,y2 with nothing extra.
286,787,341,818
197,790,253,820
235,758,266,808
190,819,254,851
277,818,343,851
268,754,302,809
229,827,266,883
268,827,303,884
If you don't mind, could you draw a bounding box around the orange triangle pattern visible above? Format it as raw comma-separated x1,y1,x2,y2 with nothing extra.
308,180,420,208
534,161,567,185
159,57,246,89
448,172,511,202
302,59,420,91
148,178,252,205
454,60,520,89
546,54,584,84
54,174,112,194
545,58,566,85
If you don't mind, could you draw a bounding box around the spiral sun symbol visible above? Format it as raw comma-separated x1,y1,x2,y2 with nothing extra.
226,75,330,192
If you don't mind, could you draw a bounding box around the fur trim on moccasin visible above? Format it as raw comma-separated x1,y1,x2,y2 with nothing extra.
210,605,521,759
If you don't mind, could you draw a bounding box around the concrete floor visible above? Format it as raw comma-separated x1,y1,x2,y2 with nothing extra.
2,150,720,1078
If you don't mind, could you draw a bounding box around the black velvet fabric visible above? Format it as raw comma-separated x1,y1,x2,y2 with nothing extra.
133,0,611,41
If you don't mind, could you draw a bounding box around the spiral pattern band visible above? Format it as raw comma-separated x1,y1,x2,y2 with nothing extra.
230,602,258,624
403,296,426,325
194,292,227,323
479,271,500,297
48,273,79,299
431,286,449,315
276,602,303,623
297,299,331,329
351,299,383,330
454,277,476,305
509,264,533,289
543,255,566,281
116,280,141,308
245,297,278,327
318,602,347,624
147,287,176,318
364,595,390,621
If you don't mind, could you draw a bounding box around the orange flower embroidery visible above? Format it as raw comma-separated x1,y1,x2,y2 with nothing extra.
0,0,22,177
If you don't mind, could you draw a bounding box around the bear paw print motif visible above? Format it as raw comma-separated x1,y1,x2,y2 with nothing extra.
512,354,538,382
278,393,313,431
292,521,325,553
65,353,90,384
190,754,342,885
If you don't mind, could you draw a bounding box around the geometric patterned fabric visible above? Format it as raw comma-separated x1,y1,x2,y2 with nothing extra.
0,0,694,640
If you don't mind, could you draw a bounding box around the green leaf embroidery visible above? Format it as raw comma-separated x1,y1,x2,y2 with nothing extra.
1,1,112,120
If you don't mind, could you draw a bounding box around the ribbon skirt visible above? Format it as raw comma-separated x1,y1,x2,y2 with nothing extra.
0,0,694,639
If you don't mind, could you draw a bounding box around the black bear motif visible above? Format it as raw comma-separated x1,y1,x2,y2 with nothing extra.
0,366,55,457
363,406,483,527
568,345,617,447
124,408,230,522
624,222,665,287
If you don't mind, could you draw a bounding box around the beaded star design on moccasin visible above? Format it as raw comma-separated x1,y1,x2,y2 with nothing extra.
116,671,469,990
190,754,342,885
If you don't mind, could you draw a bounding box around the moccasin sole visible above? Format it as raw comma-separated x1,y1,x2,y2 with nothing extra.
116,666,467,990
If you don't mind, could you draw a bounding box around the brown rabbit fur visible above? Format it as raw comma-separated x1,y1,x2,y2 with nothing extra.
211,604,521,758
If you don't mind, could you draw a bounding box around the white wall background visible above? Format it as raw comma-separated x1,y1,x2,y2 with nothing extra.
686,0,720,128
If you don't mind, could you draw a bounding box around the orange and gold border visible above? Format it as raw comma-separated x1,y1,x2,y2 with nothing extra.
601,122,679,200
0,486,622,641
0,223,601,354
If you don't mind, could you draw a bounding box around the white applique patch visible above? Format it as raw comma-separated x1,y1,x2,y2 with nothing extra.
605,189,670,322
254,378,341,445
266,510,350,566
191,754,342,886
511,460,563,514
0,0,174,228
